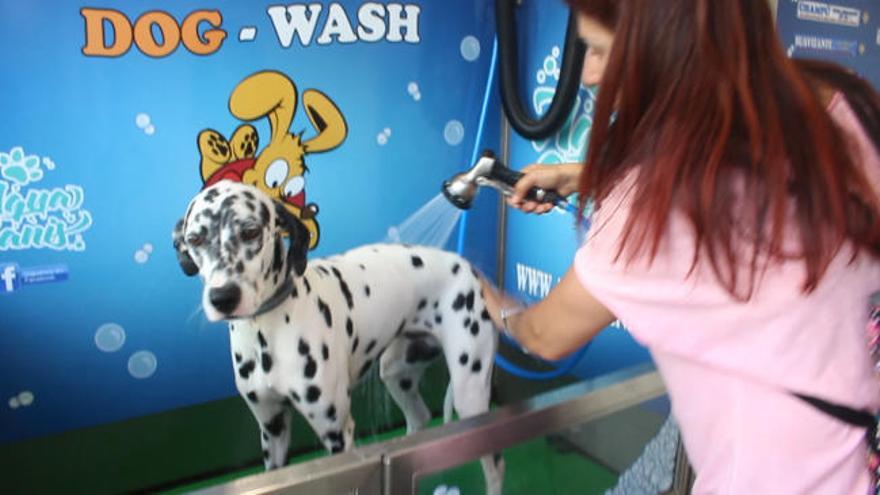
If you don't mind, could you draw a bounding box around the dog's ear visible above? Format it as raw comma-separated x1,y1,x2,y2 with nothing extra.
274,203,310,276
173,218,199,277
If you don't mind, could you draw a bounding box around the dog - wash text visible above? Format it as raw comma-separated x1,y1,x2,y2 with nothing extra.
81,2,421,58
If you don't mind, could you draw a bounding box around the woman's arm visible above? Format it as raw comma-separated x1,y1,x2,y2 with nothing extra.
482,267,615,361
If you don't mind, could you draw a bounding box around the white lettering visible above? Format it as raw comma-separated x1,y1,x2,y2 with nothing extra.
357,3,386,42
317,3,358,44
386,4,420,43
267,4,323,47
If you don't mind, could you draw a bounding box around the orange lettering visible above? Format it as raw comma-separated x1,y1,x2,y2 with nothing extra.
133,11,181,57
181,10,226,55
81,8,133,57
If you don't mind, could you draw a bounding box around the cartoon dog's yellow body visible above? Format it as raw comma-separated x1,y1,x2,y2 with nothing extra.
197,71,347,249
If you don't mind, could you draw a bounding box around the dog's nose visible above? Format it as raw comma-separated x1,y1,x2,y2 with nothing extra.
209,283,241,314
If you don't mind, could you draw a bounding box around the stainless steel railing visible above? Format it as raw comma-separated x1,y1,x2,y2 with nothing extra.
194,364,670,495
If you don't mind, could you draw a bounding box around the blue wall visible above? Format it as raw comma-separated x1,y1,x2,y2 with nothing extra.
498,2,652,379
0,0,499,444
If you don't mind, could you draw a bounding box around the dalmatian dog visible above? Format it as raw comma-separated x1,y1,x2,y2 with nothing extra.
173,181,503,494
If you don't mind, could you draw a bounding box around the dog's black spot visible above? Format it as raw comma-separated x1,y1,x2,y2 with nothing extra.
351,336,360,353
464,317,471,328
358,360,372,378
405,337,441,364
470,321,479,336
261,352,273,372
326,404,337,421
265,411,285,436
238,360,256,379
306,385,321,403
272,238,284,273
481,308,491,321
235,261,244,274
282,396,293,407
435,315,442,324
452,293,466,311
262,431,269,441
452,263,460,274
258,331,267,348
234,352,242,363
298,338,310,355
465,290,475,311
494,452,503,466
459,352,469,365
346,318,354,337
365,339,376,355
322,343,329,361
316,266,330,276
303,277,311,294
364,285,371,297
359,263,366,270
243,190,255,201
399,378,413,391
259,203,270,226
411,255,424,268
285,313,290,324
246,391,258,403
471,359,482,373
205,188,220,202
424,320,433,329
412,317,419,324
417,298,427,310
262,449,269,461
325,430,344,453
471,267,479,278
291,390,301,403
396,320,406,336
332,272,353,309
304,355,317,379
291,283,298,299
317,298,332,328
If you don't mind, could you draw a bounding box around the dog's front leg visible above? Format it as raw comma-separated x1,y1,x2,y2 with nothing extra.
246,399,293,470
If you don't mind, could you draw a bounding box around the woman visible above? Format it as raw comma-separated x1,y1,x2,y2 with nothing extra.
487,0,880,492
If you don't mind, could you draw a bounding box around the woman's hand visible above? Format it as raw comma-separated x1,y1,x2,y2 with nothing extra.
508,163,583,214
479,276,522,331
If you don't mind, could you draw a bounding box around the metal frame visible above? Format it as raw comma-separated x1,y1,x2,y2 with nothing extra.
195,365,667,495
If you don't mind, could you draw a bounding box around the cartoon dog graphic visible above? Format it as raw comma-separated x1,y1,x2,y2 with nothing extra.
197,71,348,249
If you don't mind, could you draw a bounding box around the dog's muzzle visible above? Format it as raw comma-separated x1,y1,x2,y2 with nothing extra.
209,283,242,315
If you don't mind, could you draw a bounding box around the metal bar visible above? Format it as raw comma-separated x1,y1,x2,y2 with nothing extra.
194,365,664,495
193,444,385,495
384,369,665,494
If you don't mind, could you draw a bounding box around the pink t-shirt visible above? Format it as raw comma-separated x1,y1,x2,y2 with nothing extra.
574,93,880,494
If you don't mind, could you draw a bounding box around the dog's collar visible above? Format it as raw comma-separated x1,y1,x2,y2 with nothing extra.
242,276,295,319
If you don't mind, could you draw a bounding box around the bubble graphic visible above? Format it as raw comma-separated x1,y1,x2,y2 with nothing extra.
443,120,465,146
18,391,33,406
135,113,151,128
446,488,460,495
145,125,156,136
460,35,481,61
128,351,158,379
377,133,389,146
142,243,154,254
387,226,400,242
383,128,391,136
413,92,422,102
95,323,126,352
407,82,419,95
8,397,19,409
134,250,149,264
433,485,448,495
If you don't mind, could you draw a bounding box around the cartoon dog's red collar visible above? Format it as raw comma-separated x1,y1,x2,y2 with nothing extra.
204,158,306,209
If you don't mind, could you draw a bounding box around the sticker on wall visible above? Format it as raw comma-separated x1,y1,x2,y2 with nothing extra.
0,263,69,294
196,71,348,250
0,146,93,251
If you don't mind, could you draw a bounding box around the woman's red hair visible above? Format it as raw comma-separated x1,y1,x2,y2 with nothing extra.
577,0,880,299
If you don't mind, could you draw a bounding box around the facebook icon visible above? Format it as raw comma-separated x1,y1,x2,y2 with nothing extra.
1,263,20,294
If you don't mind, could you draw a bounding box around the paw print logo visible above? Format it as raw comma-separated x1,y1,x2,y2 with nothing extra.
531,47,596,165
0,147,44,187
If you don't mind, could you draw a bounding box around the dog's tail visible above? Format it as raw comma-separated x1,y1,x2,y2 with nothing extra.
443,382,454,424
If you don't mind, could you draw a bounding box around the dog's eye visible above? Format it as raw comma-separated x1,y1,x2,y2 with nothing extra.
186,234,204,247
241,226,261,241
265,159,289,189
